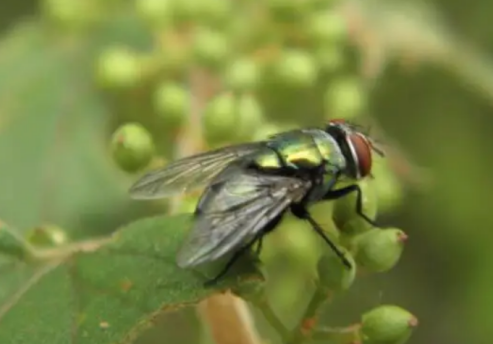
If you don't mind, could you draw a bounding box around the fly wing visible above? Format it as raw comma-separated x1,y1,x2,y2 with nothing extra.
129,142,262,200
176,164,311,268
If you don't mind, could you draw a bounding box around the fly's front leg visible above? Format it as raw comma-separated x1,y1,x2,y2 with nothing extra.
323,183,379,228
291,205,352,269
306,168,341,203
204,238,258,287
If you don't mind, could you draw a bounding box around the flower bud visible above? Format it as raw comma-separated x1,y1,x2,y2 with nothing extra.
96,47,143,89
317,248,356,291
26,224,68,248
203,92,238,144
274,50,318,89
111,123,155,173
360,305,418,344
224,59,260,93
353,228,407,273
333,180,377,236
154,82,189,127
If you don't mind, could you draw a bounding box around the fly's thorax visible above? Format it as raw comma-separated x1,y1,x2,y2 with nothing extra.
267,130,329,170
279,143,324,168
311,131,347,173
253,129,348,173
252,147,283,169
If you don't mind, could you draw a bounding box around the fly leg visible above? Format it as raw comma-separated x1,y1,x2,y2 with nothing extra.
323,184,379,227
204,234,264,287
291,205,352,269
254,237,263,256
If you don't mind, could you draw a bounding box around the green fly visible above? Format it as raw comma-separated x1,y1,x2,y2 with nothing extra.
129,119,384,285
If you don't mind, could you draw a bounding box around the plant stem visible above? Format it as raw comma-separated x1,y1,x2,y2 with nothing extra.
287,286,334,344
254,297,290,341
311,324,362,343
169,68,209,214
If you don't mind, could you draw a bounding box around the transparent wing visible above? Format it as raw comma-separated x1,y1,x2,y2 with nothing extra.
176,164,311,268
129,142,262,200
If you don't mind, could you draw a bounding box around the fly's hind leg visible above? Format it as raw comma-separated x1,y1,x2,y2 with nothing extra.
204,233,264,287
253,215,282,257
203,241,257,287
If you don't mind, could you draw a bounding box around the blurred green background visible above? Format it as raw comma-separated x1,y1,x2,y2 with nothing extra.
1,0,493,343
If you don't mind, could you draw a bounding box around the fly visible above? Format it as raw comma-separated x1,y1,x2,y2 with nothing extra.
129,119,384,285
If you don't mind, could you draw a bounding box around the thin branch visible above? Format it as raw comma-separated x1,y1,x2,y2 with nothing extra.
254,297,290,341
169,68,212,214
311,324,362,343
287,287,334,344
30,236,113,261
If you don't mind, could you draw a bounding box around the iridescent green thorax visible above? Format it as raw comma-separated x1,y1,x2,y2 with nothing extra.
252,129,347,173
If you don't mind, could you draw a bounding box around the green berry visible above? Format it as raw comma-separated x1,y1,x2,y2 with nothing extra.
111,123,155,173
172,0,199,24
237,95,265,141
361,305,418,344
25,224,68,248
224,59,260,93
196,0,231,27
275,50,318,89
135,0,172,26
317,248,356,291
307,13,347,45
203,92,238,143
308,0,338,10
325,77,367,119
267,0,308,21
96,47,143,89
154,82,189,127
193,28,229,69
353,228,407,273
280,221,321,272
42,0,100,29
333,179,377,235
315,45,345,73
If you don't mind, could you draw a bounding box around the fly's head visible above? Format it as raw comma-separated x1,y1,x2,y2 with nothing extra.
325,119,385,180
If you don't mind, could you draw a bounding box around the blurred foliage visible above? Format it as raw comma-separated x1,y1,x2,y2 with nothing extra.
0,0,492,343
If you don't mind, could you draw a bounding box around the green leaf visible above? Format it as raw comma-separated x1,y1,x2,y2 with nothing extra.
0,214,264,344
0,21,127,234
0,222,32,260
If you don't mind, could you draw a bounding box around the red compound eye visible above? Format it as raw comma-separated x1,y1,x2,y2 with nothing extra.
347,133,372,178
